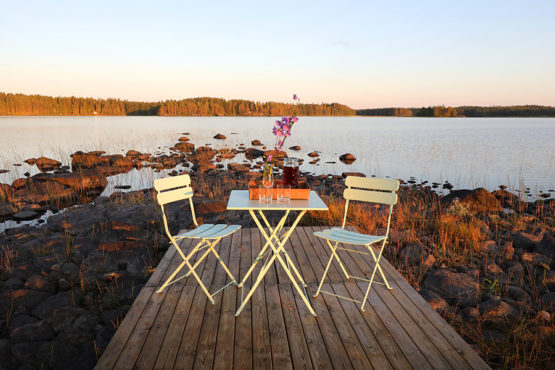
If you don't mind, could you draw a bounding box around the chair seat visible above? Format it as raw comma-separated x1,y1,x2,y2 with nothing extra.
314,227,385,245
175,224,241,239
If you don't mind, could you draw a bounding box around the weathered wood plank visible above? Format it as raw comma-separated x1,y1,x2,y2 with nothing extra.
234,226,253,370
285,230,331,369
153,235,215,368
193,233,234,369
173,232,226,369
213,230,242,370
253,228,293,370
293,227,354,369
250,228,273,369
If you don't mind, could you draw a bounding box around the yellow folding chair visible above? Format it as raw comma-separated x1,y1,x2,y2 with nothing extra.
154,174,239,304
313,176,399,311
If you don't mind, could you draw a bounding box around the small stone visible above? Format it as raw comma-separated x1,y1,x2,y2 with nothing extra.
339,153,356,163
58,278,70,291
12,210,39,221
289,146,301,151
11,321,55,343
308,152,319,158
536,310,551,322
24,275,56,294
251,140,262,146
213,133,226,139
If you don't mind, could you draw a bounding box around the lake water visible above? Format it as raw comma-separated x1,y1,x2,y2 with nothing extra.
0,116,554,198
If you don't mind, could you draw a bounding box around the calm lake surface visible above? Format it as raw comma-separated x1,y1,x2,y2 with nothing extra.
0,116,554,198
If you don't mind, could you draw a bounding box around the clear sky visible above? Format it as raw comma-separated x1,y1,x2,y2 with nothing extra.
1,0,554,109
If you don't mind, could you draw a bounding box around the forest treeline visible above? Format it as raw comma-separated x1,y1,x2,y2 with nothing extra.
357,105,555,117
0,92,355,116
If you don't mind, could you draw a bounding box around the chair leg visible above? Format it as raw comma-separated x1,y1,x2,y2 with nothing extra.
328,240,349,279
314,249,334,298
157,260,187,293
367,241,391,289
209,238,237,284
361,240,388,311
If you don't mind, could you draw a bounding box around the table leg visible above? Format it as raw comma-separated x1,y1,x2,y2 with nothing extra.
235,209,316,317
237,210,289,288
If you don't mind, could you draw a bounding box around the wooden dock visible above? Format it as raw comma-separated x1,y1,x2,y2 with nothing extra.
95,226,489,369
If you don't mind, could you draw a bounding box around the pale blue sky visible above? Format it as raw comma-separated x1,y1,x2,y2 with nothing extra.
1,0,554,108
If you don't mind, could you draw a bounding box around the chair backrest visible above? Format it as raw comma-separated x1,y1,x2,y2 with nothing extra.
344,176,399,205
154,174,198,234
154,174,194,205
342,176,400,235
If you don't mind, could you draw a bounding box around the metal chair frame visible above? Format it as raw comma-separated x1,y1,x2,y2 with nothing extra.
154,174,239,304
313,176,399,311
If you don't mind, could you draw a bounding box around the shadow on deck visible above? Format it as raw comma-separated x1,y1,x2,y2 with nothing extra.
95,226,489,369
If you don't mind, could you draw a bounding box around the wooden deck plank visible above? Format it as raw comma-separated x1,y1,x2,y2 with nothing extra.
97,227,490,370
285,230,332,369
153,235,214,368
193,233,234,369
249,228,273,369
293,227,355,369
213,230,242,370
234,226,253,370
252,227,293,370
173,233,227,369
295,227,374,369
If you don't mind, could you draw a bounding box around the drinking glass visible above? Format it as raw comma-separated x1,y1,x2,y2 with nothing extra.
277,184,291,204
259,185,271,204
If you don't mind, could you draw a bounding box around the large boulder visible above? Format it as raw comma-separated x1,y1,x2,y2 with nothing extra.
0,183,14,201
228,163,250,172
71,151,103,170
441,188,502,213
422,269,480,306
244,148,265,160
479,298,521,323
535,232,554,262
339,153,356,164
35,157,62,172
34,169,107,193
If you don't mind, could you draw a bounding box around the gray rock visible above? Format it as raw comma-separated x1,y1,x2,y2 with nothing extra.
422,269,480,306
45,307,86,333
522,252,550,270
11,321,55,343
538,292,555,312
2,277,24,290
463,307,481,322
420,289,449,312
506,286,531,304
7,313,38,331
543,270,555,290
399,243,424,265
535,232,554,262
31,291,76,319
12,210,39,221
479,298,521,323
0,289,50,313
73,311,99,333
24,275,56,294
511,231,539,251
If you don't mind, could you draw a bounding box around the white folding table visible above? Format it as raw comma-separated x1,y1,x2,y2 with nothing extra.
227,190,328,316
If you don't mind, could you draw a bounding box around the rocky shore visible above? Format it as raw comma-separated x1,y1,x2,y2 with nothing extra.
0,135,553,369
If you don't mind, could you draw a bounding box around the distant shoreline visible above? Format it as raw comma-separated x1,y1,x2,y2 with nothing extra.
2,92,555,117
